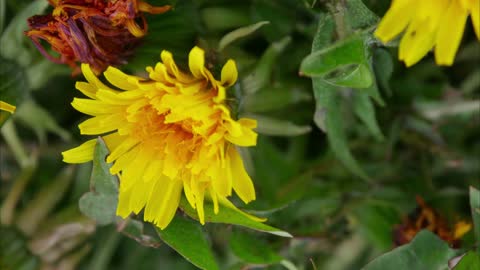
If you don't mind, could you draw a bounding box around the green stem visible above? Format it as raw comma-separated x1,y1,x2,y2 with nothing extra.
1,120,30,168
0,163,36,225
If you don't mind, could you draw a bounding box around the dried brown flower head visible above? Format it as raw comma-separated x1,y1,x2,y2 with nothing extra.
25,0,170,75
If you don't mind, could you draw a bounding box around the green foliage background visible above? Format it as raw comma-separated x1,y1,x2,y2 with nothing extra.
0,0,479,269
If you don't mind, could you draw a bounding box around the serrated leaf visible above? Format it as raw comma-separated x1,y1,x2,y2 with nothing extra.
248,114,311,136
78,138,119,225
362,230,459,270
229,230,283,265
179,197,292,237
79,193,118,226
89,138,118,195
156,215,219,270
345,0,379,30
470,186,480,252
454,251,480,270
218,21,269,51
353,91,384,141
0,57,27,126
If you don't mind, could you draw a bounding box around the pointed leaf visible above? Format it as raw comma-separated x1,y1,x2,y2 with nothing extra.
218,21,269,51
179,197,292,237
229,230,283,265
248,114,311,136
156,215,219,270
353,91,384,141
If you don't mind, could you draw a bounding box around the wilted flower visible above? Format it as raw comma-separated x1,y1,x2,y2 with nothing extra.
0,101,16,113
62,47,260,229
25,0,170,75
393,196,472,247
375,0,479,66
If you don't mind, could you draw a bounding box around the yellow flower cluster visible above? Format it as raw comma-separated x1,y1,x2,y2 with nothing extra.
63,47,259,229
375,0,479,66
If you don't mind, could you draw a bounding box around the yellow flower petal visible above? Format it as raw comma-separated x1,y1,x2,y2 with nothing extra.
0,101,16,113
374,0,414,43
188,46,205,79
435,0,468,65
221,59,238,87
453,220,472,239
62,139,96,163
228,146,255,203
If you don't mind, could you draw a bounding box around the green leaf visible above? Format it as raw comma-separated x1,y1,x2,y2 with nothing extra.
470,186,480,252
229,230,283,265
301,35,373,89
242,36,291,94
301,35,365,75
309,15,369,180
218,21,269,51
14,99,71,143
313,74,369,180
372,48,394,95
454,251,480,270
345,0,379,30
247,114,311,136
353,91,384,141
78,138,119,225
156,215,219,270
362,230,459,270
0,57,27,126
179,197,292,237
326,63,373,88
242,85,311,113
79,194,118,226
0,0,48,65
0,226,39,270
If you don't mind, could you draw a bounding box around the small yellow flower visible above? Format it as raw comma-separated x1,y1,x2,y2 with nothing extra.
0,101,16,113
375,0,480,67
63,47,259,229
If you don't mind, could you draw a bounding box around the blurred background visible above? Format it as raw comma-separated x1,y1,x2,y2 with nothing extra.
1,0,479,269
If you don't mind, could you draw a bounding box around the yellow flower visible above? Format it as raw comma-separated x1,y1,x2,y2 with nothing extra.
375,0,480,67
0,101,16,113
63,47,259,229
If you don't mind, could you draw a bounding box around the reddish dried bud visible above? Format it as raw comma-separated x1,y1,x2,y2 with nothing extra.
393,196,471,248
25,0,170,75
